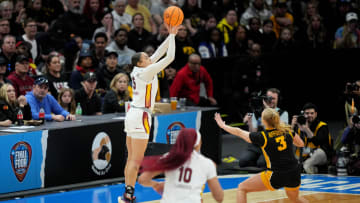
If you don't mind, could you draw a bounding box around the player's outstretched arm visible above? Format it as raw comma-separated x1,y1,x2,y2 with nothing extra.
150,24,179,63
214,113,252,143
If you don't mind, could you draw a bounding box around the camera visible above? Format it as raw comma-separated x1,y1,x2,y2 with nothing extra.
346,83,359,93
297,111,307,125
352,115,360,124
250,91,273,118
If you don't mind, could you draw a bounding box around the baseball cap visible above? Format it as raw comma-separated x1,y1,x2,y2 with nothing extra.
79,50,93,57
16,55,29,63
0,56,7,66
34,77,49,86
16,41,32,49
105,50,118,58
83,72,97,82
346,12,358,22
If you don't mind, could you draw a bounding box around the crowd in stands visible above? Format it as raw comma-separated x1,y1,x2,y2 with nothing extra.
0,0,359,174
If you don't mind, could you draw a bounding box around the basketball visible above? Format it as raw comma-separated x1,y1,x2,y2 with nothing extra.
163,6,184,27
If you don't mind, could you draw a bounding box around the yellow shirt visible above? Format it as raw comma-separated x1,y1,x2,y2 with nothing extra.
270,13,294,38
125,4,152,33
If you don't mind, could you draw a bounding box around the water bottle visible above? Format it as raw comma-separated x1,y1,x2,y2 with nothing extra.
76,103,82,115
39,107,45,124
17,109,24,126
337,147,350,176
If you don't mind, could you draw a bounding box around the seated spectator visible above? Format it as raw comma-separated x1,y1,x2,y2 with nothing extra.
127,13,152,52
260,19,276,52
112,0,132,31
150,0,171,27
26,0,49,32
198,28,228,59
64,35,83,72
0,83,31,126
270,1,294,38
92,12,114,44
227,25,249,56
181,0,205,37
334,12,360,49
106,28,135,68
91,32,108,68
96,51,123,91
0,56,11,87
217,10,238,44
0,19,10,42
247,17,263,44
25,77,75,121
150,23,169,48
44,54,69,99
83,0,103,35
305,14,330,49
173,25,196,70
74,72,102,115
193,13,217,47
272,27,298,52
69,50,95,90
7,55,34,97
240,0,271,26
125,0,156,34
20,18,43,66
170,54,217,106
102,73,132,114
0,35,17,75
57,88,76,114
0,1,22,35
291,103,333,174
15,41,38,77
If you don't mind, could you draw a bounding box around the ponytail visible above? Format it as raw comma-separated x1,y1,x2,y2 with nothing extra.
262,108,291,134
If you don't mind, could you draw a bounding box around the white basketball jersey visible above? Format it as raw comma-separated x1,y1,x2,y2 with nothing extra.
161,151,217,203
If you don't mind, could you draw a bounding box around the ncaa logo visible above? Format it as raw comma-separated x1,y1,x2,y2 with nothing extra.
91,132,112,176
166,122,185,144
10,142,32,182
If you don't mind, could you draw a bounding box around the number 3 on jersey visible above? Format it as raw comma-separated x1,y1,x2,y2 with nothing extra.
275,136,287,151
179,167,192,183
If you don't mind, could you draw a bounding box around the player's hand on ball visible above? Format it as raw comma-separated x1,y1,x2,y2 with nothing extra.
214,113,226,129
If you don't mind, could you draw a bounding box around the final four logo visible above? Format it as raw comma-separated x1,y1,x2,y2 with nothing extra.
10,142,32,182
91,132,112,176
166,122,185,144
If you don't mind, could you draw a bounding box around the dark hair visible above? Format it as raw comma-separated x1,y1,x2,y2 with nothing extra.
23,18,36,28
114,28,128,37
303,102,318,112
94,32,108,42
267,88,280,96
141,128,198,172
131,52,142,67
83,0,104,22
249,17,261,26
263,19,273,26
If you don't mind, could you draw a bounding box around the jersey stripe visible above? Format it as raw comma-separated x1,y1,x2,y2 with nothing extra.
142,112,150,134
145,83,152,108
260,171,275,191
261,131,271,169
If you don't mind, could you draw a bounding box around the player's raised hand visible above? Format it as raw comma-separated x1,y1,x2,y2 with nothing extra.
214,113,226,129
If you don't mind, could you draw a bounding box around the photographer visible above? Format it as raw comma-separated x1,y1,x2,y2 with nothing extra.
238,88,289,168
291,103,333,174
344,80,360,126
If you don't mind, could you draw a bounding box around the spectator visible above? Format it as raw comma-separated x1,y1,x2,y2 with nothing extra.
182,0,205,37
0,19,10,41
210,0,244,22
49,0,92,43
246,17,263,44
40,0,65,25
7,55,34,97
125,0,157,34
127,13,152,52
272,27,298,52
341,115,360,155
91,32,108,68
69,50,95,90
44,54,69,99
270,1,294,38
240,0,272,26
112,0,132,31
0,56,11,87
227,25,249,56
193,13,217,47
217,9,238,44
291,103,333,174
25,77,75,121
305,14,330,49
0,1,22,35
20,18,43,65
0,35,17,74
150,0,171,27
0,83,31,126
334,12,360,49
64,35,83,72
150,23,169,48
26,0,49,32
170,53,217,106
172,25,196,70
102,73,132,114
106,28,136,68
92,12,114,44
83,0,104,35
57,88,76,114
74,72,102,115
260,19,277,52
198,27,228,59
96,51,123,91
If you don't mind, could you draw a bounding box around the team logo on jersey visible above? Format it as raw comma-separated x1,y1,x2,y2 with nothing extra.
166,122,185,144
91,132,112,176
10,142,32,182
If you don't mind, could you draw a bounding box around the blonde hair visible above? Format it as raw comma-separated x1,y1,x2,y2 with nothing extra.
0,84,16,106
262,108,291,134
57,88,76,114
110,73,130,101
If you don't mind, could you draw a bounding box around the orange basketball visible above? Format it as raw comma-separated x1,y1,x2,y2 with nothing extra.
163,6,184,27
